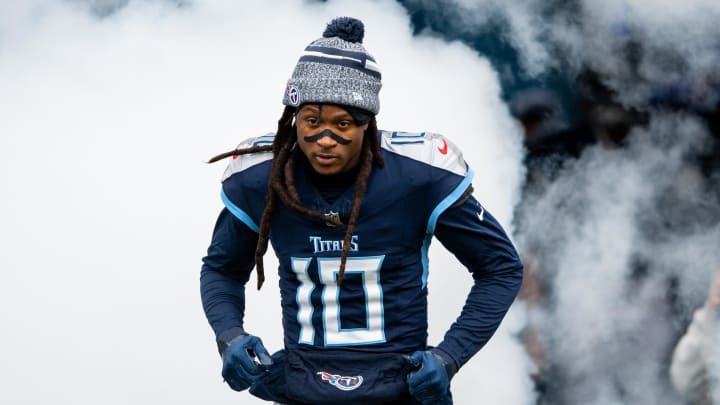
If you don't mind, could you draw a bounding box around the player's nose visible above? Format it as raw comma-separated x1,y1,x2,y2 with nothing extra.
316,131,337,147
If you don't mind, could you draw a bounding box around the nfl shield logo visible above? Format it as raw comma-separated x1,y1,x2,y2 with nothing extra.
324,211,341,227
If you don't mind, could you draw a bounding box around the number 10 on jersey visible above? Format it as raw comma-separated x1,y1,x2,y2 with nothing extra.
291,256,386,346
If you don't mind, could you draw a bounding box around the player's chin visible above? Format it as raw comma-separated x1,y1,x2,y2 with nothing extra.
310,157,344,175
313,165,341,176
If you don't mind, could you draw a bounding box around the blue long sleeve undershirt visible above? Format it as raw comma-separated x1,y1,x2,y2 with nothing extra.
433,195,524,368
200,208,256,340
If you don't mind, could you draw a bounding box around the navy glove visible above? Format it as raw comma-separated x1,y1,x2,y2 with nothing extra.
405,349,456,405
220,332,273,392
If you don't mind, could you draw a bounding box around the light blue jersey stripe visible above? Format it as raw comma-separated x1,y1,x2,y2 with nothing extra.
420,167,475,288
421,236,432,289
221,190,259,233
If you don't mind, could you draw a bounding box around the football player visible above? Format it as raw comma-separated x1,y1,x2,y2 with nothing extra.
201,16,523,405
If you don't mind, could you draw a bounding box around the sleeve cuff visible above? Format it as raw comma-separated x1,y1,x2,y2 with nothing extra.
216,326,247,355
431,347,459,378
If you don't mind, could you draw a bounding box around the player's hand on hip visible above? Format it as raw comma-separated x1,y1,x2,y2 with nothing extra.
221,333,273,392
405,349,455,405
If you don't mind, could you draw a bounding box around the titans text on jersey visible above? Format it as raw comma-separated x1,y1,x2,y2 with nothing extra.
309,235,359,253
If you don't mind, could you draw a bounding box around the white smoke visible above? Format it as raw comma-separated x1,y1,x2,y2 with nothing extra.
516,114,720,402
0,0,532,404
400,0,720,402
713,324,720,403
405,0,720,108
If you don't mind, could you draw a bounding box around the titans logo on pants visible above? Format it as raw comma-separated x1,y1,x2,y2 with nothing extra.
317,371,364,391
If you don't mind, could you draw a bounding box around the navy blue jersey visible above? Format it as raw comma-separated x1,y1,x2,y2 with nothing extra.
202,130,522,371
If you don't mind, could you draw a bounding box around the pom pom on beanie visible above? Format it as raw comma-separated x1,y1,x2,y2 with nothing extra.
323,16,364,43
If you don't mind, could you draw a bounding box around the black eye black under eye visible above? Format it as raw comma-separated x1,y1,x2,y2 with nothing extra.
303,129,352,145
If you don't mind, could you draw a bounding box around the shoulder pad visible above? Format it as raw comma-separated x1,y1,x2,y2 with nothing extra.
221,133,275,182
380,130,467,176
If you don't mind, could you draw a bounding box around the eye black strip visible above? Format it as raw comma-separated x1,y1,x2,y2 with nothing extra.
303,129,352,145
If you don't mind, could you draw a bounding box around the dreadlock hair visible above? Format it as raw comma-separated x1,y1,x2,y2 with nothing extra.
208,105,384,290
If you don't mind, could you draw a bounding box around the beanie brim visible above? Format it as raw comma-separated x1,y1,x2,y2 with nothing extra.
283,76,381,115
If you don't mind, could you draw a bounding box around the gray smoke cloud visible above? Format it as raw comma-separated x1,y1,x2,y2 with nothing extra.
555,0,720,108
517,115,719,403
405,0,720,108
400,0,720,403
0,0,533,404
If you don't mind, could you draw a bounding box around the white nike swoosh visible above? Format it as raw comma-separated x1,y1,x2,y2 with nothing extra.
477,205,485,221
